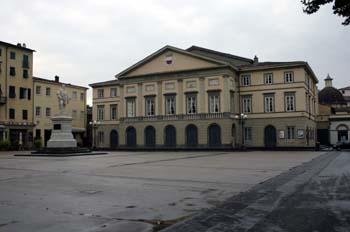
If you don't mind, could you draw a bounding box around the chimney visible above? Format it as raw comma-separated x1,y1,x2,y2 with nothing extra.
253,55,259,65
22,43,26,48
17,43,22,47
325,73,333,87
54,75,60,82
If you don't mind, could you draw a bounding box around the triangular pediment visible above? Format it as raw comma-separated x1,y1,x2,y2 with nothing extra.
116,46,228,78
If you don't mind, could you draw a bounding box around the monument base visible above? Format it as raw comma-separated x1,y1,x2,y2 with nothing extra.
47,114,77,148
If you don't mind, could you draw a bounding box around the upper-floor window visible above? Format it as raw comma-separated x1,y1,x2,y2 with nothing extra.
186,94,197,114
9,108,15,119
46,107,51,117
10,52,16,60
242,96,252,113
241,74,251,86
36,86,41,95
22,55,29,68
35,106,41,117
23,69,28,78
10,67,16,76
110,88,117,97
9,86,16,98
284,71,294,83
209,93,220,113
244,127,252,141
80,93,84,101
22,110,28,120
72,91,77,100
110,104,118,120
230,92,235,113
287,126,295,139
285,93,296,112
0,48,2,56
165,95,176,115
126,98,136,117
264,94,275,113
145,97,155,116
19,87,30,100
98,89,104,98
80,111,85,119
97,105,105,120
264,73,273,84
46,87,51,96
72,110,77,119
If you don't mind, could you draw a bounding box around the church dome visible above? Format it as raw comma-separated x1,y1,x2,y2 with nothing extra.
319,86,346,105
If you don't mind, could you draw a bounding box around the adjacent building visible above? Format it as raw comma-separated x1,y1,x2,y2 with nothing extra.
33,76,88,146
0,41,35,147
90,45,318,149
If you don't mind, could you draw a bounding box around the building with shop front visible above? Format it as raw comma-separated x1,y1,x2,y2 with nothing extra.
90,45,318,149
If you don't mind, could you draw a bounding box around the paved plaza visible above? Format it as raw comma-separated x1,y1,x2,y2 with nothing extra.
0,151,323,231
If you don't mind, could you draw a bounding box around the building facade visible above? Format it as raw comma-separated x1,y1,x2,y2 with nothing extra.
90,45,318,149
0,41,35,148
33,76,88,146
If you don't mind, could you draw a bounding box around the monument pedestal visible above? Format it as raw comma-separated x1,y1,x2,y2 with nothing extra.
47,114,77,148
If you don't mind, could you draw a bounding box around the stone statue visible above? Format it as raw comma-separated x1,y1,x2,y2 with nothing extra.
57,84,69,111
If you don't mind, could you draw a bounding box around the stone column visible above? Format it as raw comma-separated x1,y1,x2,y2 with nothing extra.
178,80,183,114
199,77,205,113
137,83,142,117
222,75,230,112
157,81,162,115
119,84,125,118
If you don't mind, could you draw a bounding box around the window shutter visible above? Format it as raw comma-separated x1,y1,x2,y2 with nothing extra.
28,88,31,100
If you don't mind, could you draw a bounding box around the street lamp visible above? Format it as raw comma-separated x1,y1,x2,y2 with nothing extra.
89,120,101,149
235,113,248,150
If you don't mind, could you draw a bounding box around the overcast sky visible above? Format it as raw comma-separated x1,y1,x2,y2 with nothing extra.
1,0,349,105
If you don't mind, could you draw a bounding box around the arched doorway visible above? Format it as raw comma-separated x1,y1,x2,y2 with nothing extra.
208,124,221,147
144,126,156,147
264,125,277,148
126,126,136,147
110,130,119,149
337,124,349,142
186,124,198,147
164,125,176,147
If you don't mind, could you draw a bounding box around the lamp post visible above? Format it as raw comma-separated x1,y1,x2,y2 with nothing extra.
235,113,248,150
89,120,100,149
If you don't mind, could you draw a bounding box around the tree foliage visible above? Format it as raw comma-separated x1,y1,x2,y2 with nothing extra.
301,0,350,25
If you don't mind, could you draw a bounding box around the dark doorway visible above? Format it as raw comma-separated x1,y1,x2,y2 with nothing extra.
186,124,198,147
110,130,119,149
208,124,221,147
317,129,329,145
338,130,348,142
44,129,51,147
126,126,136,147
165,125,176,147
145,126,156,147
264,125,277,148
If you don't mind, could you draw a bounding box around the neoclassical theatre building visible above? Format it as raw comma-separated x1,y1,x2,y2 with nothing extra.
90,46,318,149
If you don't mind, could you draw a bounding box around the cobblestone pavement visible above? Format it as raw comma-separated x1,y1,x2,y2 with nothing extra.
163,151,350,232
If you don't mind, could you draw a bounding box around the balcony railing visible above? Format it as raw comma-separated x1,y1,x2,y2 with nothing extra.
0,96,7,104
120,112,232,122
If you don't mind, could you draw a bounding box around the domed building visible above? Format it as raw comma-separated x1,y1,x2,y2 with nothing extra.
317,74,349,146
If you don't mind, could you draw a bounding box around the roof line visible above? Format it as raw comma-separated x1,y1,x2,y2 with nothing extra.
187,45,253,62
33,76,88,89
0,41,35,52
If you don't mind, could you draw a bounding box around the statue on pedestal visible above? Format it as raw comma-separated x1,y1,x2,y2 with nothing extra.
57,84,69,112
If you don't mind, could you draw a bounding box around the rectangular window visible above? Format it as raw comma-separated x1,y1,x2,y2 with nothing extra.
72,110,77,119
9,108,15,119
98,131,104,144
10,67,16,76
35,106,41,117
20,87,28,99
97,105,105,120
110,104,118,120
80,111,85,119
98,89,104,98
165,95,176,115
72,91,77,100
23,69,28,78
244,127,252,141
0,48,2,56
230,92,235,113
36,86,41,95
46,107,51,117
186,94,197,114
145,97,155,116
9,86,16,98
35,129,41,139
242,96,252,113
27,88,31,100
80,93,84,101
22,55,29,68
209,94,220,113
287,126,295,139
264,73,273,84
22,110,28,120
126,99,136,117
241,74,251,86
284,71,294,83
264,95,275,113
10,51,16,60
110,88,117,97
46,87,51,96
285,93,296,112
